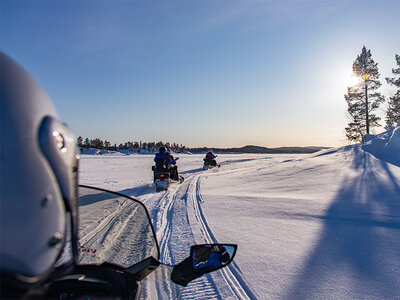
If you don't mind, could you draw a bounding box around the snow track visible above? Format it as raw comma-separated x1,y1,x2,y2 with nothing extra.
146,168,255,299
185,174,256,300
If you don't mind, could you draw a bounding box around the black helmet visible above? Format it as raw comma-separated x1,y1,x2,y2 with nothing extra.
159,146,166,153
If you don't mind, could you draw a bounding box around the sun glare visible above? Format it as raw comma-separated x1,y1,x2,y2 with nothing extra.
345,74,361,87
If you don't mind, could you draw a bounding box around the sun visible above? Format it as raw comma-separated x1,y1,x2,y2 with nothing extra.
345,73,361,87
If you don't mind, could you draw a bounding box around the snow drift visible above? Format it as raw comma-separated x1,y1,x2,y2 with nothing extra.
362,124,400,167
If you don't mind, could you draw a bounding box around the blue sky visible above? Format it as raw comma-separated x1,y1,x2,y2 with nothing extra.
2,0,399,147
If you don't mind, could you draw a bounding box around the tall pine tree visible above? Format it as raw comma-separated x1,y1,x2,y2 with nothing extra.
77,136,83,147
385,54,400,128
345,46,385,142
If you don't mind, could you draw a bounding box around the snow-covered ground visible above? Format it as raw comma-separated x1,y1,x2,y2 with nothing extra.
79,127,400,299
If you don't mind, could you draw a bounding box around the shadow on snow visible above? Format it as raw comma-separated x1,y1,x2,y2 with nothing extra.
285,146,400,299
118,184,156,198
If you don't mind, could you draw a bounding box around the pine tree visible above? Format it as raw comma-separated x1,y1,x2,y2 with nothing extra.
385,54,400,128
84,137,90,148
77,136,83,147
345,46,385,142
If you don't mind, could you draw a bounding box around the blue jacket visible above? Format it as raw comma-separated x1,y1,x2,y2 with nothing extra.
193,252,222,272
154,152,176,165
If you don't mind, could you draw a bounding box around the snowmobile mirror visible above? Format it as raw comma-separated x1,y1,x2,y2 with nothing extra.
191,244,237,275
170,243,237,286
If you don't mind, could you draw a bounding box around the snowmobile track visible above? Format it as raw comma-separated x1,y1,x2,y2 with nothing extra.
187,174,257,299
148,167,256,299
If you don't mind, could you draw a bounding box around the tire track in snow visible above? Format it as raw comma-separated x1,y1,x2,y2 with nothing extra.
151,173,197,264
156,186,180,264
148,172,220,299
187,174,257,300
149,168,256,299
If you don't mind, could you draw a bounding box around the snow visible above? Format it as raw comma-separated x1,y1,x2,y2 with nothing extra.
79,126,400,299
362,125,400,167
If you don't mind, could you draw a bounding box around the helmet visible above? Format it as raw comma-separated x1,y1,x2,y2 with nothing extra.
159,146,166,153
0,53,79,290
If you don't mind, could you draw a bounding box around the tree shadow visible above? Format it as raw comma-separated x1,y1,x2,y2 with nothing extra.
79,185,155,206
118,184,156,198
180,167,204,175
285,147,400,299
79,190,121,206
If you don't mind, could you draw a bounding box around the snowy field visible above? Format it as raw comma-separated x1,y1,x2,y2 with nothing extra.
79,130,400,299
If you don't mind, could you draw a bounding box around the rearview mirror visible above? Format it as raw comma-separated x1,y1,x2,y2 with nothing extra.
191,244,236,275
171,244,237,286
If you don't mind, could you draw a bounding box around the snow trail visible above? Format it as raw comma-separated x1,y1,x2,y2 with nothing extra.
185,173,257,300
141,166,255,299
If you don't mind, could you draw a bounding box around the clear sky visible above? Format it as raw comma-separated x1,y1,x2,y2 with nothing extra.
2,0,399,148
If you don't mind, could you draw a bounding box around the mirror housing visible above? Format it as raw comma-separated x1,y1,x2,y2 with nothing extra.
191,244,236,275
171,244,237,287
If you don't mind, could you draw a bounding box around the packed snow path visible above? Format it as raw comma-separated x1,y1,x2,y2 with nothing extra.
80,146,400,299
141,169,256,299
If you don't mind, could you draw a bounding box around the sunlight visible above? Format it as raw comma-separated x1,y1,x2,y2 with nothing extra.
344,73,361,87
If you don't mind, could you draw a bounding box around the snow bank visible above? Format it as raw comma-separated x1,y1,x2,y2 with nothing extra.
79,148,113,155
79,148,156,156
362,124,400,167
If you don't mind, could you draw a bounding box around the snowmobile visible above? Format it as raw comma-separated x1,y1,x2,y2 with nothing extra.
44,185,237,299
152,157,184,192
203,156,220,170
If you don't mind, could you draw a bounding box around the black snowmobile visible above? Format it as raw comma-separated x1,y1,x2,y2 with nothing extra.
44,185,237,299
152,157,184,192
203,155,220,170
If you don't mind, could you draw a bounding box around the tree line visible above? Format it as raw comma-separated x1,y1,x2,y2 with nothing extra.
345,46,400,142
76,136,189,152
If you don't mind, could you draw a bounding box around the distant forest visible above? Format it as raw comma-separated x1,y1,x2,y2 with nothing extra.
190,145,326,154
77,136,326,154
76,136,189,152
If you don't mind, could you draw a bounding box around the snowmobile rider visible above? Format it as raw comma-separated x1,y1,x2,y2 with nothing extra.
204,150,217,166
154,146,179,180
192,245,230,273
0,52,80,298
166,148,174,160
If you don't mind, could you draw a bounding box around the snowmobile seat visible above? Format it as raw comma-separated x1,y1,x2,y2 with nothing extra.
155,157,171,172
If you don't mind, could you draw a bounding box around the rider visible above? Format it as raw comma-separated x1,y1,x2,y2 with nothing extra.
154,146,179,180
0,53,80,298
204,150,217,166
166,148,174,160
166,148,180,180
192,245,230,273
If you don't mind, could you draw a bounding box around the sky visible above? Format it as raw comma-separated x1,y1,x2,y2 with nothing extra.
1,0,399,148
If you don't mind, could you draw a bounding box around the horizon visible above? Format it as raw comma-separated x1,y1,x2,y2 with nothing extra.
2,0,399,148
77,134,331,150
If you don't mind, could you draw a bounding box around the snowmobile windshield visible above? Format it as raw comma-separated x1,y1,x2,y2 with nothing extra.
77,185,159,268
